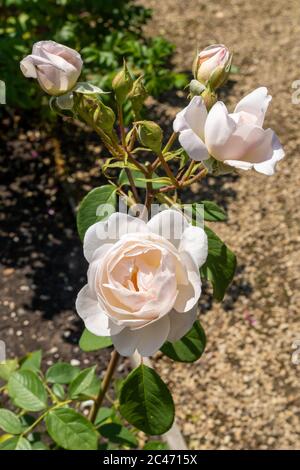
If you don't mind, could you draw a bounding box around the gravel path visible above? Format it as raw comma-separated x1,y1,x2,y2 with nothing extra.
141,0,300,450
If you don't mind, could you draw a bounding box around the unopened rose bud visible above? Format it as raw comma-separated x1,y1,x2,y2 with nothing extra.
128,75,148,118
112,61,133,105
74,93,115,135
193,44,231,89
20,40,82,96
136,121,163,154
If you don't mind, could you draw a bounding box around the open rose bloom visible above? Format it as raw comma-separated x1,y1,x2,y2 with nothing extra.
76,210,207,356
174,87,285,175
20,40,82,96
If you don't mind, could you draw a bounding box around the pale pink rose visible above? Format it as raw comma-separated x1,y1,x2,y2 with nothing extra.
173,88,285,175
20,41,82,95
194,44,230,84
76,210,207,357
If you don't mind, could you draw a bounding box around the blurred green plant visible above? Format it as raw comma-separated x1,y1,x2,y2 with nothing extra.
0,0,187,112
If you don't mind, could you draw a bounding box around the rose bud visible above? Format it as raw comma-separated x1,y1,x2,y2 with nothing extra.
136,120,163,154
193,44,231,89
112,61,133,105
20,40,83,96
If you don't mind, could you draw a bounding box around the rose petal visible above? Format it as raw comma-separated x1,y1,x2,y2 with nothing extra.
20,56,38,78
76,285,122,336
234,87,272,127
205,101,236,159
179,225,208,268
223,160,254,171
112,315,170,357
111,328,139,356
173,252,201,312
173,96,208,139
83,213,149,262
167,305,198,342
147,209,189,249
253,131,285,175
178,129,209,162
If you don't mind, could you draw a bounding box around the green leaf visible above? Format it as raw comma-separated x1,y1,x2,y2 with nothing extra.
46,363,80,384
79,375,101,399
31,441,48,450
201,226,237,301
76,185,117,241
136,176,172,186
201,201,227,222
118,169,166,189
95,407,114,426
20,350,42,372
161,321,206,363
0,436,32,450
45,408,98,450
144,441,168,450
7,370,47,412
79,329,112,352
52,383,65,401
119,364,174,435
0,359,19,381
0,409,22,434
99,423,138,448
68,367,96,399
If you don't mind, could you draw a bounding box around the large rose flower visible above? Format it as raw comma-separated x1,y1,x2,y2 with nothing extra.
76,210,207,357
173,87,285,175
20,40,82,96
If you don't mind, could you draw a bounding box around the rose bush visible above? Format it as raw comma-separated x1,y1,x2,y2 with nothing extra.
174,87,285,175
76,210,207,356
0,40,286,449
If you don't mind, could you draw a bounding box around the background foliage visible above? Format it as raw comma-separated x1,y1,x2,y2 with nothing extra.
0,0,187,112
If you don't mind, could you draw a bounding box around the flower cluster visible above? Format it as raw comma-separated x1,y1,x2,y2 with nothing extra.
20,40,285,359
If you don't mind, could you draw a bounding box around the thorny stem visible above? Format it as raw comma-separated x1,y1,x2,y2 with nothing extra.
89,350,120,424
127,150,148,176
163,131,178,154
117,104,142,203
117,104,126,148
125,167,141,203
157,152,179,188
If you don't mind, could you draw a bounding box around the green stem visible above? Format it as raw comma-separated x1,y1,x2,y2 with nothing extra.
117,103,126,148
180,160,196,184
21,400,72,437
157,152,179,188
89,350,120,424
163,131,178,154
125,167,141,203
